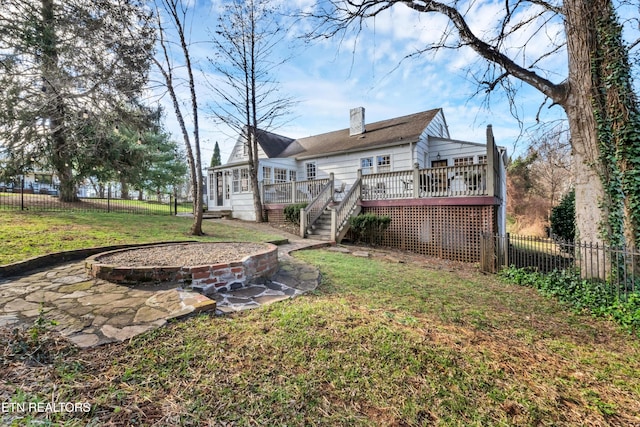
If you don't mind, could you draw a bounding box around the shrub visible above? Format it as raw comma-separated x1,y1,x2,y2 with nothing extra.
550,189,575,242
500,266,640,335
283,203,308,226
349,213,391,246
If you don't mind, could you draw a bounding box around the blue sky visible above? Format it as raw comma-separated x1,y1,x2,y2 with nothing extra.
154,0,571,165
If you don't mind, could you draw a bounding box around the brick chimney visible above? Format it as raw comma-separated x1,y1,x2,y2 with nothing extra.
349,107,365,136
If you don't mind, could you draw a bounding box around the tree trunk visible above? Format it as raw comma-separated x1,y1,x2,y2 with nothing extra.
42,0,78,203
120,179,129,200
55,161,78,202
563,0,640,277
249,129,264,222
564,0,603,242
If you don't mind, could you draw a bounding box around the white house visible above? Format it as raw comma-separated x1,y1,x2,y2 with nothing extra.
207,107,507,264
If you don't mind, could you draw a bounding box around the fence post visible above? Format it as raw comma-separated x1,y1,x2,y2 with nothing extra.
330,209,337,242
300,207,307,238
412,163,420,198
20,178,25,211
291,181,297,203
174,192,178,215
169,193,173,215
107,186,111,213
486,125,495,198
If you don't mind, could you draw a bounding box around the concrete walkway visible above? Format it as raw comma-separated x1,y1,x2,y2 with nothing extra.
0,222,329,348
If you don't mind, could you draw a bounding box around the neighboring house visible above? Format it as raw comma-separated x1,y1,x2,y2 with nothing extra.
0,171,60,195
208,107,507,263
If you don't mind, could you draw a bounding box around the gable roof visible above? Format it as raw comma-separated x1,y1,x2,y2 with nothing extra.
280,109,441,159
255,128,295,158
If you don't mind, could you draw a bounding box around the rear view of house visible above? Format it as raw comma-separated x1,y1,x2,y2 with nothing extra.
207,107,507,263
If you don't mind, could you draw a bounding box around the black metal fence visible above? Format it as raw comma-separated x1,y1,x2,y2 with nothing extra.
480,233,640,295
0,180,192,215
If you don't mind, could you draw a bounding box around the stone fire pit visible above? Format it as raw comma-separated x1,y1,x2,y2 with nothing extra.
85,242,279,293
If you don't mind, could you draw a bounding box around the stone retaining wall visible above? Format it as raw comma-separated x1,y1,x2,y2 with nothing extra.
86,243,279,293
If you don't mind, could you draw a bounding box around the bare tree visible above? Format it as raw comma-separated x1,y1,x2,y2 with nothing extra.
0,0,154,202
529,124,573,212
307,0,640,259
507,124,572,235
208,0,296,222
152,0,205,235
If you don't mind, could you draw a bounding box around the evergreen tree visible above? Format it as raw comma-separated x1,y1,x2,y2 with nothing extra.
210,142,221,168
0,0,155,202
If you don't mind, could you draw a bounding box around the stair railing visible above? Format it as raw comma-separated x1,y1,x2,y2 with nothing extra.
300,173,334,237
330,177,362,242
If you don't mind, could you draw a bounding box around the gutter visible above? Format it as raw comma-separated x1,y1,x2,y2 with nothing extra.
292,138,418,161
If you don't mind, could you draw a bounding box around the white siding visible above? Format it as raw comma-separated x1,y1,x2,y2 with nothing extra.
423,110,450,138
226,135,271,164
301,144,414,191
426,137,487,167
414,130,430,168
229,193,256,221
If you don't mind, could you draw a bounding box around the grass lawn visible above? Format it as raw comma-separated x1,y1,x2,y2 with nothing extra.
0,211,284,265
2,212,640,425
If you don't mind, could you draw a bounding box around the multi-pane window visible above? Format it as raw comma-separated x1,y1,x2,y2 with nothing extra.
209,174,216,199
232,169,240,193
274,168,287,183
262,167,272,185
477,155,487,164
289,170,297,181
240,168,250,192
232,168,250,193
305,162,317,180
377,154,391,173
454,156,474,166
360,157,373,175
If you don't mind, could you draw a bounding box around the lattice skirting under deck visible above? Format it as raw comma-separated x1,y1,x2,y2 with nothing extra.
360,204,497,263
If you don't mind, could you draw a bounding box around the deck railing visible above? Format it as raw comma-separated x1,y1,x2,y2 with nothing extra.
262,178,330,204
300,174,334,237
360,164,489,201
330,177,362,242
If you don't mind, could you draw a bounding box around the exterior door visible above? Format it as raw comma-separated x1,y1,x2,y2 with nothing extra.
216,172,223,206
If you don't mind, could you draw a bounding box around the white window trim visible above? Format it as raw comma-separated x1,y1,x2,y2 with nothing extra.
376,154,391,173
305,162,317,180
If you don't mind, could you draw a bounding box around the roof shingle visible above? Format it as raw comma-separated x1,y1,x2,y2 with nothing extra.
279,109,440,159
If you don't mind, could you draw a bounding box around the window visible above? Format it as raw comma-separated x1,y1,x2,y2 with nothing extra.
262,167,272,185
477,155,487,164
274,168,287,183
360,157,373,175
305,162,317,180
209,174,216,199
454,156,474,166
289,170,297,182
232,169,240,193
241,168,250,192
232,168,250,193
431,159,448,168
34,174,53,185
377,154,391,173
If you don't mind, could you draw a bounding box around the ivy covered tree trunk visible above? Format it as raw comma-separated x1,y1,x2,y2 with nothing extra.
564,0,640,276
